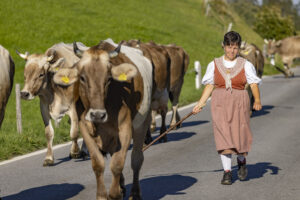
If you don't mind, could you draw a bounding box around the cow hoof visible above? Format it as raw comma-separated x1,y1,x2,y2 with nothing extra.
121,187,126,197
144,135,153,145
43,159,54,166
159,135,168,143
150,125,156,133
79,150,89,160
69,152,81,159
176,122,182,129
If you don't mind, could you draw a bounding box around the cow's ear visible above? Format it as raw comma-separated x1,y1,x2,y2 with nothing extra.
264,39,269,44
275,40,282,47
53,68,79,86
111,63,137,82
49,58,65,72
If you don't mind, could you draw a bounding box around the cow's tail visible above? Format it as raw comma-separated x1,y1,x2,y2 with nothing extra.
182,49,189,76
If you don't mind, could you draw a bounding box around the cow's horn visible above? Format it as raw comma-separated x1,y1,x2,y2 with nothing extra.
109,41,124,58
264,39,268,44
16,50,29,60
47,54,54,62
73,42,83,58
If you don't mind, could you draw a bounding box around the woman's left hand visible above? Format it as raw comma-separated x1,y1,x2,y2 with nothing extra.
253,101,262,111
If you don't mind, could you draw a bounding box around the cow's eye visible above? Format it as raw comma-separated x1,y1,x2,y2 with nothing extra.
80,75,86,83
39,73,45,78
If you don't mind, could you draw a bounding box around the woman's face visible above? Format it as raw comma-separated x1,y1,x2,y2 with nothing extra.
224,43,239,61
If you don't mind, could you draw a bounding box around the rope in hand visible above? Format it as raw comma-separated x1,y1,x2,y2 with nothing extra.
142,111,194,152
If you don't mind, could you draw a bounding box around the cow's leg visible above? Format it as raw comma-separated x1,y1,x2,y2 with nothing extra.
170,104,181,128
80,140,89,159
68,105,81,159
129,111,151,200
144,128,153,145
109,114,132,200
150,110,157,132
40,102,55,166
79,120,107,200
246,84,254,116
159,106,168,143
169,84,182,129
284,62,294,77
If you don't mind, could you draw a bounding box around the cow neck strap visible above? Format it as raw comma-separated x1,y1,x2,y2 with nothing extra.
214,56,245,92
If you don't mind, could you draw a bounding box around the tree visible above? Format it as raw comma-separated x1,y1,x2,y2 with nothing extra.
227,0,260,27
254,5,296,40
262,0,300,30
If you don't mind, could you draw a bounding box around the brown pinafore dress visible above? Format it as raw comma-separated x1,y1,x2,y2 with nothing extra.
211,56,252,155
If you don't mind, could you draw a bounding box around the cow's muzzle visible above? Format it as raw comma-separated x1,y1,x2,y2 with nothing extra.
86,109,108,123
20,91,34,100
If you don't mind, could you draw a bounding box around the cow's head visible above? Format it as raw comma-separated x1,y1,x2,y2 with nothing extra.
264,39,281,57
17,50,57,100
124,39,141,48
239,42,255,59
73,42,138,123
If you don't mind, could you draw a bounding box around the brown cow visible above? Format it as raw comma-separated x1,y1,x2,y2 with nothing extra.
0,45,15,128
16,42,88,166
240,41,264,78
240,41,264,114
51,39,153,199
124,40,189,143
264,36,300,77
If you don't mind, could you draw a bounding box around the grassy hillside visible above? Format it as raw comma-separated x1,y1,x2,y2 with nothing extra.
0,0,267,161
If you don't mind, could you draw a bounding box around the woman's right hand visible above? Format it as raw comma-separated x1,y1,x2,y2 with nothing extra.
192,102,206,114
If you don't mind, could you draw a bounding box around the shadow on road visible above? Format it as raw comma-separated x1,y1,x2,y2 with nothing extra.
154,120,209,132
215,162,280,183
251,105,274,118
125,174,197,200
272,75,300,79
53,156,72,166
232,162,281,183
2,183,84,200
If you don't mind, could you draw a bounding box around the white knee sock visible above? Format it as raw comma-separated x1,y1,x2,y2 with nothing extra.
220,154,232,171
237,155,245,162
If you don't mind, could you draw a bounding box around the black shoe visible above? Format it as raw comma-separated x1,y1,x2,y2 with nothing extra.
221,171,232,185
237,159,248,181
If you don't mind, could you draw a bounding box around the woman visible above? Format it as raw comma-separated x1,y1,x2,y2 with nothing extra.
192,31,262,185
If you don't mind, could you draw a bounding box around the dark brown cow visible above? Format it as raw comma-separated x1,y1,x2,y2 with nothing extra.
264,36,300,77
124,40,189,143
51,39,153,200
0,45,14,128
16,42,88,166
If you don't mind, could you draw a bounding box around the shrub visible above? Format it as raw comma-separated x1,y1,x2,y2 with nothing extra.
254,5,296,40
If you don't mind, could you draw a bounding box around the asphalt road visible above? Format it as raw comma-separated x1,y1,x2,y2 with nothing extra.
1,67,300,200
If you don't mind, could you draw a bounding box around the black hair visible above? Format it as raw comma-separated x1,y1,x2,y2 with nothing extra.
223,31,242,47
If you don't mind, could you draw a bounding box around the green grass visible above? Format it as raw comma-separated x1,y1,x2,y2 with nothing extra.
0,0,280,161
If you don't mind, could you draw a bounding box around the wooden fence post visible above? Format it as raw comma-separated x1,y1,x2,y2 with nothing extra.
194,61,202,89
227,22,232,33
15,84,22,134
205,0,211,16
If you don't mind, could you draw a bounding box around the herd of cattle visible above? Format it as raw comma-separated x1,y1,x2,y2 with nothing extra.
0,35,299,199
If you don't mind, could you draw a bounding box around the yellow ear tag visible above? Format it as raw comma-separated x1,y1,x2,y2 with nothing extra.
118,73,127,81
243,50,249,55
61,76,70,84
